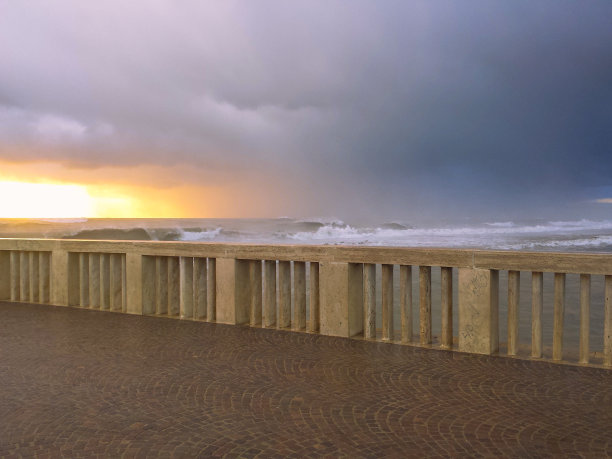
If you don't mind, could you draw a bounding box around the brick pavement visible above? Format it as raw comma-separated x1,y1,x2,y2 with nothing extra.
0,301,610,458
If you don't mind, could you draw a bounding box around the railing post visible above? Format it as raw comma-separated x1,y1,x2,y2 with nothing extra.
20,251,29,302
419,266,432,345
293,261,306,330
10,251,20,301
179,257,194,319
531,272,543,358
400,265,412,344
507,270,520,356
604,275,612,367
458,268,499,355
50,249,70,306
215,258,250,325
363,263,376,339
441,267,453,349
319,262,363,338
125,252,145,314
263,260,276,328
109,254,123,311
278,261,291,328
249,260,262,326
309,262,320,333
579,274,590,364
553,273,566,361
194,258,207,320
0,251,9,300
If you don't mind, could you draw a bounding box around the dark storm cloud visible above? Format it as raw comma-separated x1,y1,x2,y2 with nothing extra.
0,1,611,217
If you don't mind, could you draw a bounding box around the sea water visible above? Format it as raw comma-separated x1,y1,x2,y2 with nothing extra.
2,217,611,357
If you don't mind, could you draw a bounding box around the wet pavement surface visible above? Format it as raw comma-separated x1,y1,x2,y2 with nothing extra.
0,301,610,458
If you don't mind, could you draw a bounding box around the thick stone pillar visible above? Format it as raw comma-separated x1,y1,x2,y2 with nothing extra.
51,250,70,306
215,258,250,325
125,252,146,315
319,262,363,338
458,268,499,355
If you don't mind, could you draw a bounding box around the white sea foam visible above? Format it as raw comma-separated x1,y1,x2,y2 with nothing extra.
178,228,222,241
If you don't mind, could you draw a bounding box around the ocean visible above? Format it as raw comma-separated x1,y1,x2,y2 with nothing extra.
2,217,610,357
2,217,612,251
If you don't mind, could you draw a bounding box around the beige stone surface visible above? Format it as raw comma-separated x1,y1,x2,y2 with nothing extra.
309,262,320,333
141,256,156,315
168,257,179,316
458,268,499,355
249,260,262,326
531,272,543,358
194,257,207,320
29,252,39,303
0,251,9,300
293,261,306,330
263,260,276,328
400,265,412,343
10,251,19,301
109,253,122,311
215,258,249,325
179,257,194,319
363,263,376,339
207,258,216,321
419,266,432,345
319,262,363,338
125,252,143,315
39,252,51,304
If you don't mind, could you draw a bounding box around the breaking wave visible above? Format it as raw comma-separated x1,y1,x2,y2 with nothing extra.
1,217,612,252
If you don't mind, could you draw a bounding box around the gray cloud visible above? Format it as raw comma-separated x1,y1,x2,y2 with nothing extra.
1,0,611,219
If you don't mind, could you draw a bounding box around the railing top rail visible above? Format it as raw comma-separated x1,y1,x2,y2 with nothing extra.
1,238,612,275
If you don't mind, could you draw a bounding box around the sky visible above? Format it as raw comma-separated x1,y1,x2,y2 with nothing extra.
0,1,611,220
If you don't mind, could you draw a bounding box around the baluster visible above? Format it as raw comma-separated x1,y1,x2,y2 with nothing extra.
263,260,276,328
39,252,51,304
363,263,376,339
309,262,320,333
0,251,9,300
400,265,412,344
168,257,180,316
156,257,168,315
179,257,194,319
20,251,29,302
293,261,306,330
89,253,100,309
441,267,453,349
79,253,89,307
29,252,39,302
100,254,110,310
109,254,122,312
207,258,216,321
507,270,520,356
419,266,432,345
194,258,207,319
579,274,590,364
604,275,612,367
531,272,543,358
121,254,127,312
250,260,262,326
382,264,394,341
278,261,291,328
552,273,565,361
10,251,20,301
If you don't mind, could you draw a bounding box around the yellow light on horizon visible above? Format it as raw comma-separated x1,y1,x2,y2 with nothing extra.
0,181,93,218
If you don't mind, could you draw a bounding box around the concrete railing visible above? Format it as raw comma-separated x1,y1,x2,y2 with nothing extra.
0,238,611,368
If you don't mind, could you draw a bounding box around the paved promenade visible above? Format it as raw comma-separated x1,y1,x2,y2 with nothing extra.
0,302,610,458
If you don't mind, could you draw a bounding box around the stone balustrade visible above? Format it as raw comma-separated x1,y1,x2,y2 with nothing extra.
0,238,610,367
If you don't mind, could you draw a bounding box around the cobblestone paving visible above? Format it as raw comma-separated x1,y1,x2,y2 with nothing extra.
0,302,610,458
